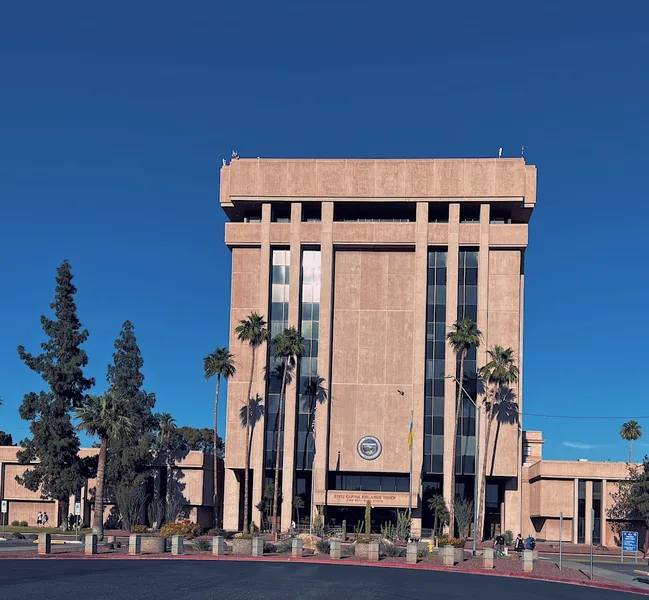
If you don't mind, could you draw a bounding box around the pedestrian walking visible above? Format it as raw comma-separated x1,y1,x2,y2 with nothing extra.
36,512,43,527
43,512,49,527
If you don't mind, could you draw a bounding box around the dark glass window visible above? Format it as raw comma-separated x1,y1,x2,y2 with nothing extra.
424,249,447,474
456,249,478,475
295,250,321,470
593,480,602,545
264,249,290,470
578,479,586,544
328,472,410,492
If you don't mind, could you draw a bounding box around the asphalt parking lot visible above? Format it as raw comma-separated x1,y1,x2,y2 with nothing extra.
0,559,638,600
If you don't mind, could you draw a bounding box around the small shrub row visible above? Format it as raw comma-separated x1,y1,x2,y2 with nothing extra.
192,539,213,552
438,537,466,548
275,538,293,553
10,521,28,527
381,542,404,558
315,540,330,554
130,525,149,534
159,520,202,539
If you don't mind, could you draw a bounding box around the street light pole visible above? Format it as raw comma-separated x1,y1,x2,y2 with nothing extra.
448,375,481,556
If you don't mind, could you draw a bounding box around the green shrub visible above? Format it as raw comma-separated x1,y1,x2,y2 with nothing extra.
315,540,330,554
381,542,404,558
11,521,19,527
263,541,277,554
442,538,466,548
192,538,212,552
159,520,201,538
276,538,293,553
504,530,514,546
19,521,28,527
206,528,225,537
130,525,148,534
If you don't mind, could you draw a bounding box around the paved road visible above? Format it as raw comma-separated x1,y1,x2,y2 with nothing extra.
561,555,649,578
0,559,637,600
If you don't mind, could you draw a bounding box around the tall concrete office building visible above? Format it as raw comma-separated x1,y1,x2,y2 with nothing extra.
220,158,536,537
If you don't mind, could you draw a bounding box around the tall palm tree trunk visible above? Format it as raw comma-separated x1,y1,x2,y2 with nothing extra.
273,359,288,540
449,349,466,534
243,348,256,534
629,439,633,464
93,437,107,538
213,375,221,529
478,387,494,541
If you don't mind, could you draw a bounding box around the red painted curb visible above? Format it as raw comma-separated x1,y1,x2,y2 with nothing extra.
1,553,647,595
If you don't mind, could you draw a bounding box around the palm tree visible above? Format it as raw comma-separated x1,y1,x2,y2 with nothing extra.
446,317,482,532
477,345,518,539
203,347,236,528
271,326,305,538
300,375,327,470
293,495,305,529
156,412,177,447
235,312,270,534
239,394,265,492
76,391,132,538
620,420,643,463
427,494,449,538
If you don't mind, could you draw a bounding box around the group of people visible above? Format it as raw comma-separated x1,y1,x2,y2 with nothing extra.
493,533,536,555
35,512,49,527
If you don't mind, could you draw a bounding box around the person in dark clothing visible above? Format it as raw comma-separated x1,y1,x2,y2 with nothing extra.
514,533,525,553
494,533,505,554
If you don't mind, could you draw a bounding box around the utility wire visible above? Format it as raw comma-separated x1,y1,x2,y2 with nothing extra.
523,413,649,420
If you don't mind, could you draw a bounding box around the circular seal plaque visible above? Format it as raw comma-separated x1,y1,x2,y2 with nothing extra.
357,436,382,461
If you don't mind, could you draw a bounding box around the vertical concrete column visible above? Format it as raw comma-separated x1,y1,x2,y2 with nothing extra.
223,469,240,531
212,536,225,556
573,478,579,543
250,202,272,529
281,202,302,532
406,541,418,564
313,202,334,524
483,547,495,569
411,202,428,537
368,541,380,561
38,533,51,555
85,534,97,555
476,204,490,532
129,534,141,555
292,537,303,557
585,480,593,545
522,549,534,572
171,535,184,555
443,203,460,518
252,536,264,557
330,538,341,559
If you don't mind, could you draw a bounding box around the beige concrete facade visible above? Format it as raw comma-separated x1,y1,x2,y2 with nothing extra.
220,157,535,536
0,446,216,529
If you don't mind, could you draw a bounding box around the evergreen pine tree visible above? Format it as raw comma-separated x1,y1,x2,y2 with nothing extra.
104,320,156,493
16,260,94,530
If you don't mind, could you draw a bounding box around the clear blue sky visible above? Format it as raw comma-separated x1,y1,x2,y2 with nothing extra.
1,1,647,461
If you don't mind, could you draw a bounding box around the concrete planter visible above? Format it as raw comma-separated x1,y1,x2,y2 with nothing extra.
231,538,253,556
441,546,464,565
141,536,166,554
354,542,371,559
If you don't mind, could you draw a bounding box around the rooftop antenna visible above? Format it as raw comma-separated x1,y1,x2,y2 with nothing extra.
521,145,525,158
498,147,503,158
231,150,239,159
222,159,227,167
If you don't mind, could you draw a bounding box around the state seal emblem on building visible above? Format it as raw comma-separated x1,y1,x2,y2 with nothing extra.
357,436,382,460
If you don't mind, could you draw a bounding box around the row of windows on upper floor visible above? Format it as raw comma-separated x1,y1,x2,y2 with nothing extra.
238,202,526,224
